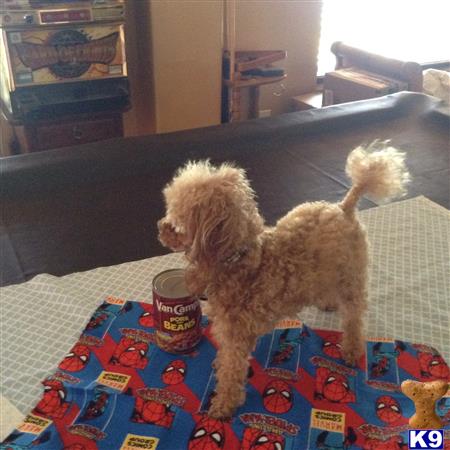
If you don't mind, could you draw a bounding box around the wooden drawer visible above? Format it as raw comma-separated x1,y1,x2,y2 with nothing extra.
27,114,123,151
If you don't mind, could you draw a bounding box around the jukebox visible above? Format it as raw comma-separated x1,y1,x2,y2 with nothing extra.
0,0,129,152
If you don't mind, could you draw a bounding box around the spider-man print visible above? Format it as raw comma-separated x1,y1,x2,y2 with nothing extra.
322,335,343,359
2,431,26,450
262,380,293,414
139,304,154,327
418,351,450,379
132,396,174,428
110,336,149,369
314,367,356,403
5,298,450,450
271,329,308,365
375,396,402,424
201,389,217,412
34,379,70,419
363,435,407,450
81,390,110,420
30,430,51,446
121,302,133,314
316,427,357,449
86,304,112,330
370,342,405,378
188,416,225,450
437,397,450,424
371,357,390,378
240,427,284,450
139,311,154,327
87,312,108,329
59,343,90,372
162,359,186,385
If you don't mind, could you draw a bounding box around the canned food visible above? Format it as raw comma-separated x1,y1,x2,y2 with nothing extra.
152,269,202,353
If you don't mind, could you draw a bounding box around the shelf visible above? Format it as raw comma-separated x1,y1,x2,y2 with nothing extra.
224,74,286,89
235,50,287,72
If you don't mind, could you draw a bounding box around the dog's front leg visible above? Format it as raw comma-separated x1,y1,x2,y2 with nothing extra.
185,265,209,296
208,333,255,419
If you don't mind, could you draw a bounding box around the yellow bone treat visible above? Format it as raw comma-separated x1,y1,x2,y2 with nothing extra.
401,379,448,429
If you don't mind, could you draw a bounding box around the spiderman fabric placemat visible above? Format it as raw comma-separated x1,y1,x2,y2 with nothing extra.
2,296,449,450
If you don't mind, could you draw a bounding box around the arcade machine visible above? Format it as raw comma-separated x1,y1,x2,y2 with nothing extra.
0,0,129,153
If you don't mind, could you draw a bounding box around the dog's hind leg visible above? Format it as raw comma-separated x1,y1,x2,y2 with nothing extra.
339,283,367,366
316,288,339,312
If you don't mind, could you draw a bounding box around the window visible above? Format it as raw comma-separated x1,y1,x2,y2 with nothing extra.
318,0,450,76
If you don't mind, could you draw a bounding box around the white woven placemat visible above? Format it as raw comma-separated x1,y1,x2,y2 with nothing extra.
1,196,449,420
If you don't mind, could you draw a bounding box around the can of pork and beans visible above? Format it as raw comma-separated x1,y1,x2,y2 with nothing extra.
152,269,202,353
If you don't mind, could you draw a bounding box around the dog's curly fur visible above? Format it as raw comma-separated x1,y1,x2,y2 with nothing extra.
158,142,410,419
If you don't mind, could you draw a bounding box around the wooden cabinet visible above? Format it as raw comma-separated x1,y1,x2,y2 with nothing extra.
24,112,123,152
0,111,124,155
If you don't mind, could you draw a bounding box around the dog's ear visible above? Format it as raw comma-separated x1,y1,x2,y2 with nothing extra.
188,192,240,265
184,163,262,265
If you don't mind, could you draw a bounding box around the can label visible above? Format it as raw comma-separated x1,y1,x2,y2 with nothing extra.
153,270,202,354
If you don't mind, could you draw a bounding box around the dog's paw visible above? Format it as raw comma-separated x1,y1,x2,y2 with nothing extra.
342,346,364,367
207,396,235,420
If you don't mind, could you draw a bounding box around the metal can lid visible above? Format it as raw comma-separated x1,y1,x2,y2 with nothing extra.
153,269,190,299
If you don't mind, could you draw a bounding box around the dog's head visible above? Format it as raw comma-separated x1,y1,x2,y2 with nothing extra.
158,161,264,266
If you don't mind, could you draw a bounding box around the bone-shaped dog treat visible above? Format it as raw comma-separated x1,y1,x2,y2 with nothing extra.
401,379,448,429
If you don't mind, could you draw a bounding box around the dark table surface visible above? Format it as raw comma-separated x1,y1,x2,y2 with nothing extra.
1,92,449,286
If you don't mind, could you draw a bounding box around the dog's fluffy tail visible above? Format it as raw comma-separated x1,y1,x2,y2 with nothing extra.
340,142,410,214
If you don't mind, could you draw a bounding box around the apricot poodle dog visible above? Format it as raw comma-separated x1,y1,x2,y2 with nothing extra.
158,142,410,419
